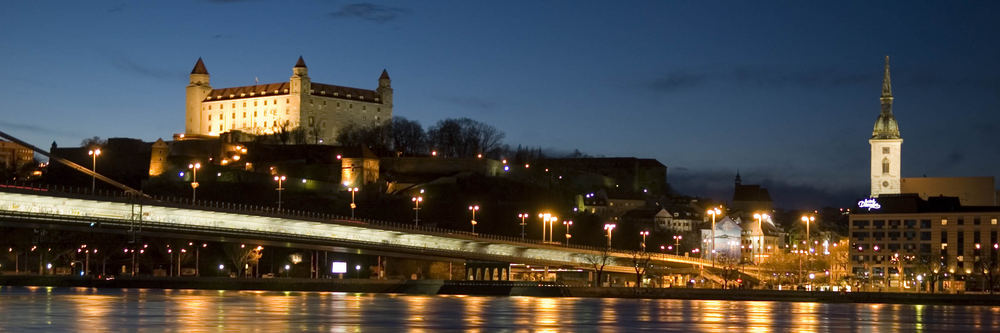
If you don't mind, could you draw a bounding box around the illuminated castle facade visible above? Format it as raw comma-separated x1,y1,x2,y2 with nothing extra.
184,57,393,144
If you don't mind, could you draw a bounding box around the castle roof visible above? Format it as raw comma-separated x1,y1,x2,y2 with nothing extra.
294,56,307,68
205,82,290,101
203,81,382,103
310,82,382,102
380,69,390,80
191,58,208,75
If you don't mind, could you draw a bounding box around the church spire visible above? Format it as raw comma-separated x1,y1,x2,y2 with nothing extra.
872,55,900,139
294,56,307,68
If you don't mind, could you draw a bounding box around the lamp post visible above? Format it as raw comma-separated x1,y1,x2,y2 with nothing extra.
347,186,359,218
707,207,722,261
88,148,101,193
538,213,557,243
800,214,815,284
411,195,423,226
604,223,616,248
673,235,683,256
517,213,529,241
640,230,650,252
468,205,480,234
274,175,286,211
188,163,201,204
563,220,573,245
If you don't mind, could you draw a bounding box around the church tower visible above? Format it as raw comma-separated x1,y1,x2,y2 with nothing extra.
185,58,212,135
870,56,902,197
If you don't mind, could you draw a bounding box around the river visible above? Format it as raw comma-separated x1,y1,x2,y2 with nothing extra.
0,286,997,331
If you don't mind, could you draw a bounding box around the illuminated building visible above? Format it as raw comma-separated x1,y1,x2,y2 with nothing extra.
870,56,902,197
184,57,392,144
849,194,1000,292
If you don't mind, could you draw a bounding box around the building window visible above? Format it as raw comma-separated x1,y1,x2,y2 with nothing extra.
882,147,890,154
993,218,998,225
208,115,212,121
232,103,235,108
232,113,235,119
243,112,246,118
254,101,258,107
958,219,964,225
243,102,246,107
208,105,212,110
254,111,257,117
941,219,948,226
974,218,981,225
881,158,890,174
220,104,224,109
308,117,314,126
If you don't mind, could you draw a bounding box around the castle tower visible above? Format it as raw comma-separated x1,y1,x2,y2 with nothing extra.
148,138,168,177
377,69,393,117
185,58,212,135
288,56,311,129
870,56,902,197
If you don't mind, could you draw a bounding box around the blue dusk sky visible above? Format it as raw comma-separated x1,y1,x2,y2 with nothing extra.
1,1,998,209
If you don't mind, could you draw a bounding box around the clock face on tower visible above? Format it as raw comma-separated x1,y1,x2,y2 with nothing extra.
882,181,889,188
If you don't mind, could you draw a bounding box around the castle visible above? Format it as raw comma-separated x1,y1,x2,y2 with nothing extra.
184,57,393,144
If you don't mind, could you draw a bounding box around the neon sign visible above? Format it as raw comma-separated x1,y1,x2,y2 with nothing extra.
858,198,881,211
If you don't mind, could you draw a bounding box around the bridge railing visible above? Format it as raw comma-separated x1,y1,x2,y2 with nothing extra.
0,180,710,265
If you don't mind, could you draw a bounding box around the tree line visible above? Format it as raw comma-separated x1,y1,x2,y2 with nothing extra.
336,116,516,159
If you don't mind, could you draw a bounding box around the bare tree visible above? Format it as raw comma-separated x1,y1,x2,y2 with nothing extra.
583,247,614,287
80,136,105,148
307,124,323,144
629,249,652,289
390,117,427,156
224,244,263,278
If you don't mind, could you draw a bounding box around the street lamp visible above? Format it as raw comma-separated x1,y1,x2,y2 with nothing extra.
707,207,722,261
88,148,101,193
800,215,815,255
640,230,650,251
468,205,480,234
347,186,359,218
188,162,201,204
604,223,616,248
673,235,683,256
517,213,529,241
274,175,286,211
538,213,558,243
563,220,573,245
411,195,423,226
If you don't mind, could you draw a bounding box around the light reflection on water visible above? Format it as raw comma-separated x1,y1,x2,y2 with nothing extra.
0,286,998,331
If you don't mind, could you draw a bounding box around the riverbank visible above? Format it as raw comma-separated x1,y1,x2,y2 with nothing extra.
3,276,998,305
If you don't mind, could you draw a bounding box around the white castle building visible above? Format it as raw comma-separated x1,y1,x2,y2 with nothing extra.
184,57,393,144
870,56,902,197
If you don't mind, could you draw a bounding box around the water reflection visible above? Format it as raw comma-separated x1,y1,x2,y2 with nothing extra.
0,287,996,331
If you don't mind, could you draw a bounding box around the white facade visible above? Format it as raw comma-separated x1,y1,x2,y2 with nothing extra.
184,57,392,144
870,138,902,197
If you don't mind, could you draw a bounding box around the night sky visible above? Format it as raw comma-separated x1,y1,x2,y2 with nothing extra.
1,1,998,209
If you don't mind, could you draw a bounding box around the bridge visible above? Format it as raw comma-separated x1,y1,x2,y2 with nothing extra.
0,185,715,280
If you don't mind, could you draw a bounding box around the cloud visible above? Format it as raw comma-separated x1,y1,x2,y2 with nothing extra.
107,4,126,13
0,121,85,139
330,3,410,23
439,96,497,110
669,168,864,210
645,65,870,93
647,72,706,93
110,56,184,81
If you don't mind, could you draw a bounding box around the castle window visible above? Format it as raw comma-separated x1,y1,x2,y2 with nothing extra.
208,115,212,121
243,112,246,118
377,108,381,112
232,103,235,108
232,113,235,119
220,104,224,109
309,117,314,126
219,125,223,131
243,102,246,107
208,105,212,110
362,105,366,110
349,104,353,109
254,111,257,117
264,100,268,106
881,158,889,174
882,147,890,154
286,99,289,104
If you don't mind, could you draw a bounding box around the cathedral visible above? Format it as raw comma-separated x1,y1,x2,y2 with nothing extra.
184,57,393,144
869,56,902,197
